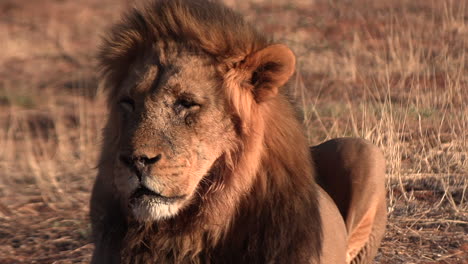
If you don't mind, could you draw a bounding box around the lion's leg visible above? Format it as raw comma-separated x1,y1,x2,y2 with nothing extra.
311,138,387,264
90,174,125,264
316,185,348,264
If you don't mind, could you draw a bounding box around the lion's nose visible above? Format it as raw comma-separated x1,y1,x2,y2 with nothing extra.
119,153,162,176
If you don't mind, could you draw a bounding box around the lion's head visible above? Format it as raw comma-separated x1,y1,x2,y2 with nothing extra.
99,0,296,222
110,52,238,221
92,3,385,263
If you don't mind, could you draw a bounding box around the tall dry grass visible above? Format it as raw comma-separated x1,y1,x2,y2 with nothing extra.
282,0,467,210
0,93,104,210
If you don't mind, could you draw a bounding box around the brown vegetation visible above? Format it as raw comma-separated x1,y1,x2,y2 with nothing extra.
0,0,466,263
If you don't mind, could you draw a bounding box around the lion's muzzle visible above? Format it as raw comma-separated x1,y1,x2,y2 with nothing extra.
117,150,191,221
130,185,187,205
119,152,163,180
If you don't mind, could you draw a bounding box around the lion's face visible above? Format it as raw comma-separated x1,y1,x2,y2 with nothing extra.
111,50,237,221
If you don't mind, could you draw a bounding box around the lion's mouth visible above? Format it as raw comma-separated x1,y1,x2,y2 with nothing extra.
130,185,187,205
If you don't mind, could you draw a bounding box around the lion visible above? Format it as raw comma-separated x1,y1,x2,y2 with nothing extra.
90,0,387,263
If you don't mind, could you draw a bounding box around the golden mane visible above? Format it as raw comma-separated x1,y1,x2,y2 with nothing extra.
99,0,268,92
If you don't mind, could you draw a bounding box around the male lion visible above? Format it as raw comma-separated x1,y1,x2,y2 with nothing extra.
90,0,387,263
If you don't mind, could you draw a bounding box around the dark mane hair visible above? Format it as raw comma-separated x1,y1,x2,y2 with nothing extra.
99,0,268,91
96,1,323,263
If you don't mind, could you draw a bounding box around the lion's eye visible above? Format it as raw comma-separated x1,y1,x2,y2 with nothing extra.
119,97,135,112
175,98,200,110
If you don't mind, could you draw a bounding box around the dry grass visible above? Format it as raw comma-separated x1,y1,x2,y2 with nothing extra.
0,0,466,263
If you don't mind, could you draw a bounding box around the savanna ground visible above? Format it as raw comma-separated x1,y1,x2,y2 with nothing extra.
0,0,466,263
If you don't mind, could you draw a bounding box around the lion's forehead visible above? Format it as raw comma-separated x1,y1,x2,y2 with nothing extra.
164,56,218,93
129,50,218,95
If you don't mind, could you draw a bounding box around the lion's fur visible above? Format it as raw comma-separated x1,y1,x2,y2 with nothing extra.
118,102,323,263
99,0,267,94
92,0,323,263
91,0,386,263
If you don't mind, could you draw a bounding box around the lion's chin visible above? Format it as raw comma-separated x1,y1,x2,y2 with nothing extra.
126,185,189,221
130,197,184,221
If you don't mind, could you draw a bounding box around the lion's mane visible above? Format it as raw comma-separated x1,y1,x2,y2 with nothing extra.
97,0,322,263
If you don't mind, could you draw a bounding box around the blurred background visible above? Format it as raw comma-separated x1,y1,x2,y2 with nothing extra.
0,0,466,263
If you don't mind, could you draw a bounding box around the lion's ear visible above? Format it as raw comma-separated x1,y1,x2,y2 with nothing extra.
241,44,296,102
